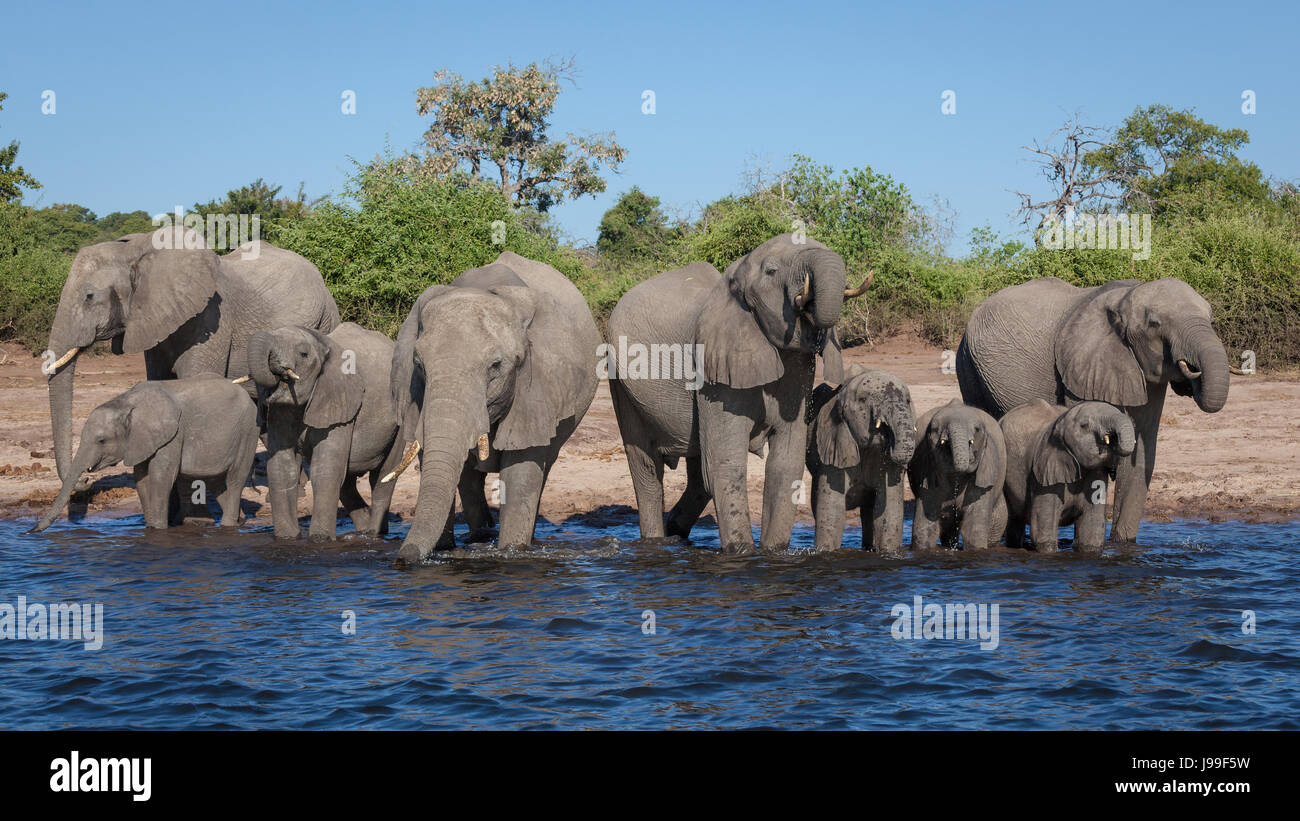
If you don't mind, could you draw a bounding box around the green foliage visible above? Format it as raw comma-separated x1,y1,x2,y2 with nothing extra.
596,187,682,264
1084,104,1271,216
191,178,315,245
0,92,41,203
274,160,586,336
0,201,70,350
409,59,626,212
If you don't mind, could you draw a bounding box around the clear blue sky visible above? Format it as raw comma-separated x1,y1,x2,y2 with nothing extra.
3,0,1296,254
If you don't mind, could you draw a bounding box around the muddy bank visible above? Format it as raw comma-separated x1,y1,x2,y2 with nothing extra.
1,335,1296,529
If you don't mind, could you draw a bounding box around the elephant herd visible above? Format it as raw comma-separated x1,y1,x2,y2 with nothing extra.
30,227,1233,559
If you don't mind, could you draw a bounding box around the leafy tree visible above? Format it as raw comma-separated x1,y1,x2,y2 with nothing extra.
94,210,155,240
191,178,315,244
274,159,585,336
596,187,681,262
407,58,627,212
1084,104,1270,214
29,203,99,254
0,92,41,202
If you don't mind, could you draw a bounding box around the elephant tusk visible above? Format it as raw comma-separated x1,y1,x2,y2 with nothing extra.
1229,365,1246,376
939,437,947,445
843,269,874,299
477,433,490,461
1104,434,1111,445
875,418,882,429
231,375,251,384
51,347,80,370
283,369,301,382
968,438,974,445
1177,359,1202,380
380,440,421,484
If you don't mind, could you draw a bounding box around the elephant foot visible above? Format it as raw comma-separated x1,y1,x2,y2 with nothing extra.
665,518,693,539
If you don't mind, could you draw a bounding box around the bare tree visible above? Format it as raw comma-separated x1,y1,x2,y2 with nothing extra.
1011,114,1149,228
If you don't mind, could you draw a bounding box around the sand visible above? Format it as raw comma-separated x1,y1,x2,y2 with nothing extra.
2,334,1296,530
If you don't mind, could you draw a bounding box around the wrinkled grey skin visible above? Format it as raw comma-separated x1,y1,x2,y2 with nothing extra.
608,235,850,552
31,375,258,532
907,399,1007,550
248,322,402,541
391,252,599,562
957,277,1229,543
806,367,917,552
45,226,339,487
1001,400,1136,552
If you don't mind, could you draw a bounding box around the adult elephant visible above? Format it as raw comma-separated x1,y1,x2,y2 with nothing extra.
956,276,1230,542
608,233,868,552
44,226,340,483
389,252,599,562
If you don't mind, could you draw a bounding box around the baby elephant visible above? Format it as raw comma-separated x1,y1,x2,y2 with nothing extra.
807,368,917,552
1001,400,1136,551
908,399,1007,550
31,375,257,532
248,322,402,540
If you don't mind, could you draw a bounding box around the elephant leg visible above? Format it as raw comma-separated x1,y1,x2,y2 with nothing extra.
436,499,456,549
1029,493,1062,553
876,466,907,553
759,421,805,551
697,386,757,553
1074,491,1107,550
911,493,942,551
1006,510,1026,549
666,456,711,539
960,484,1004,550
339,477,369,532
812,467,847,552
134,463,171,530
458,468,493,539
306,426,352,542
265,411,303,539
364,442,404,536
625,438,667,539
1111,396,1162,543
497,450,547,548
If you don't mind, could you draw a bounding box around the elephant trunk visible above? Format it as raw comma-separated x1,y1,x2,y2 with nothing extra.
397,390,486,563
1108,413,1136,458
888,406,917,466
48,356,78,482
949,423,974,474
247,331,280,389
804,248,848,329
1179,322,1230,414
29,445,95,533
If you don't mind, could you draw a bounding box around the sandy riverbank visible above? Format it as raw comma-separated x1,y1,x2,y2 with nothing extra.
2,335,1296,530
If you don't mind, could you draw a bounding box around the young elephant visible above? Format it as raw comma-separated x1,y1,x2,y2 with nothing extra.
807,368,917,552
907,399,1007,550
1001,400,1136,551
31,375,257,532
248,322,402,540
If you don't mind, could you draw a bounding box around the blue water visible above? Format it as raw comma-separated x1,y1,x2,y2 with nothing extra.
1,513,1297,729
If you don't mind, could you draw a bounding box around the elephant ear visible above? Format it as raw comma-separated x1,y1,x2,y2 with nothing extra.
814,387,860,469
820,328,844,386
1055,283,1147,407
1031,419,1080,487
974,412,1005,490
304,329,364,429
696,279,783,389
492,285,576,451
122,247,219,354
390,285,453,434
123,384,181,466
